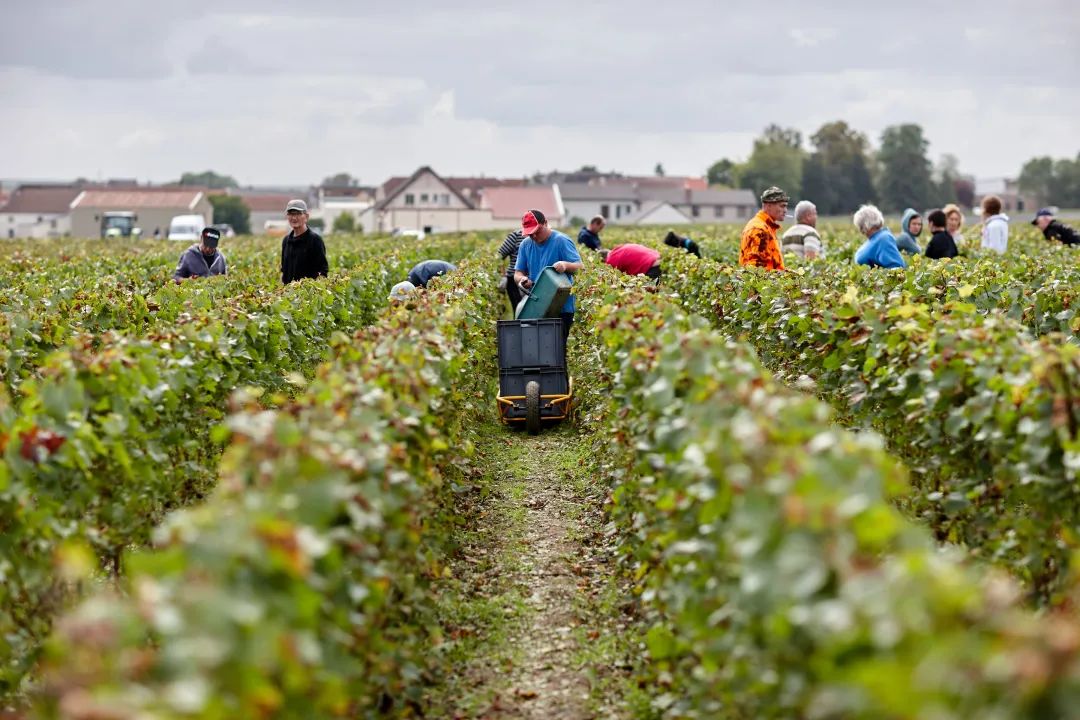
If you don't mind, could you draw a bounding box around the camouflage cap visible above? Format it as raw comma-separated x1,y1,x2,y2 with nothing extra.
760,186,789,203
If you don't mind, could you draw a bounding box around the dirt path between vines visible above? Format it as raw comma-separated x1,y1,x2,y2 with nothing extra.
426,424,643,719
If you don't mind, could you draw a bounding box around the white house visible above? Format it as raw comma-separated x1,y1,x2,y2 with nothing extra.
646,188,757,222
313,185,375,232
0,184,82,239
560,183,640,224
361,167,561,233
621,201,691,226
235,193,296,233
560,182,755,225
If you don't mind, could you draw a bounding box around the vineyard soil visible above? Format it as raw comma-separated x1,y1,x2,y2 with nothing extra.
426,422,647,718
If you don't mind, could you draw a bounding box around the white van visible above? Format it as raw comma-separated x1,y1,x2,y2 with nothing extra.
168,214,207,241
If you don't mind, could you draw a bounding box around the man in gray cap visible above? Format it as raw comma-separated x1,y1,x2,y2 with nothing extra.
281,199,328,284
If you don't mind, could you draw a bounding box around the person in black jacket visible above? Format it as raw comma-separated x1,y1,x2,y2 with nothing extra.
1032,208,1080,246
281,199,329,284
924,209,959,260
664,230,701,257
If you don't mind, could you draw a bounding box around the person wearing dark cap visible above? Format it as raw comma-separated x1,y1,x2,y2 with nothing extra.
1032,208,1079,246
664,230,701,257
739,187,788,270
514,209,583,346
281,199,329,284
173,226,227,282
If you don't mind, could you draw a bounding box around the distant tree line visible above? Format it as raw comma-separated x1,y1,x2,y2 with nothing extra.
707,122,981,214
1018,155,1080,208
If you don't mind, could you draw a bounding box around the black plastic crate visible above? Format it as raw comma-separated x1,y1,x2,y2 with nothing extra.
497,318,565,370
498,367,569,399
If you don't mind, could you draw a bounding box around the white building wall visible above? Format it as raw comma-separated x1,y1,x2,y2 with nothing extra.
313,201,375,232
1,212,70,239
384,172,470,210
563,199,637,224
675,204,746,222
633,205,691,226
365,208,565,235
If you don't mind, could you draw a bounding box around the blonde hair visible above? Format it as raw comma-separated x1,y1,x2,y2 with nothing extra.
942,203,964,227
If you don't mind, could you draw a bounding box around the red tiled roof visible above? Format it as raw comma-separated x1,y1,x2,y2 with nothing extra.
236,193,294,212
72,189,207,209
1,185,83,214
480,186,561,221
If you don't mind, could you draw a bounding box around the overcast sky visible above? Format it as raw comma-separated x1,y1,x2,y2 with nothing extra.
2,0,1078,186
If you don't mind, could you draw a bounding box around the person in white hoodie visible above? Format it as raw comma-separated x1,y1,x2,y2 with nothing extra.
780,200,824,259
980,195,1009,254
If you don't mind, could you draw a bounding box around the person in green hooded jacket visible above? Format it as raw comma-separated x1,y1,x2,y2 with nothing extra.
895,208,923,255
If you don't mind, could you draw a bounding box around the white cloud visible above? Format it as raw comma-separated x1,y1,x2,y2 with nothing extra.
1,0,1078,185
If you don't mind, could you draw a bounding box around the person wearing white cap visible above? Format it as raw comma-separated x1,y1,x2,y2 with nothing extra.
389,281,416,303
281,198,328,284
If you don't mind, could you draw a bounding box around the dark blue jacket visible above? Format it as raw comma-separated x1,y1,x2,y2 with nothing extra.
408,260,457,288
577,226,601,251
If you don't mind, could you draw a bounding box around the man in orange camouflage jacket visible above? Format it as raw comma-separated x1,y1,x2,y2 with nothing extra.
739,186,789,271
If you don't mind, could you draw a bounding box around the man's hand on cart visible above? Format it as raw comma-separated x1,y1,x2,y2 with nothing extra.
515,270,533,290
553,261,568,273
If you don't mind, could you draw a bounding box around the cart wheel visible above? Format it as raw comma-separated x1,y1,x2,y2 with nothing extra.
525,381,541,435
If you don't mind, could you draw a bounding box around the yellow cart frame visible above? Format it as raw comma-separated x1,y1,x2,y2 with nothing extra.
496,377,574,425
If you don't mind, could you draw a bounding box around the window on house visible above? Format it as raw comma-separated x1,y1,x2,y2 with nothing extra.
37,216,43,222
405,193,415,206
600,204,610,218
715,206,723,218
420,193,429,203
616,205,622,219
50,219,57,229
442,194,450,205
692,206,700,218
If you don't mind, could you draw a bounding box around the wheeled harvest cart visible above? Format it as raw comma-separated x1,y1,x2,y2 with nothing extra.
496,267,574,434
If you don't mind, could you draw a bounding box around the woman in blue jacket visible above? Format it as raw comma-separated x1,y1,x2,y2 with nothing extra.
853,205,906,269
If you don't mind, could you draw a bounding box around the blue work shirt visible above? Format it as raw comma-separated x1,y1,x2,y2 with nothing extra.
515,230,581,313
854,229,907,270
407,259,457,288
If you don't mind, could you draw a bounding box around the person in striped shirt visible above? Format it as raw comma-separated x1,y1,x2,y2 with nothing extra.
498,229,525,310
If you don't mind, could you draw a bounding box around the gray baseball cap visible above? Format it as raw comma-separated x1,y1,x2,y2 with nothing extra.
285,199,308,213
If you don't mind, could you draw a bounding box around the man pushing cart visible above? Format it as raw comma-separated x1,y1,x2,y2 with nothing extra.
497,210,582,434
